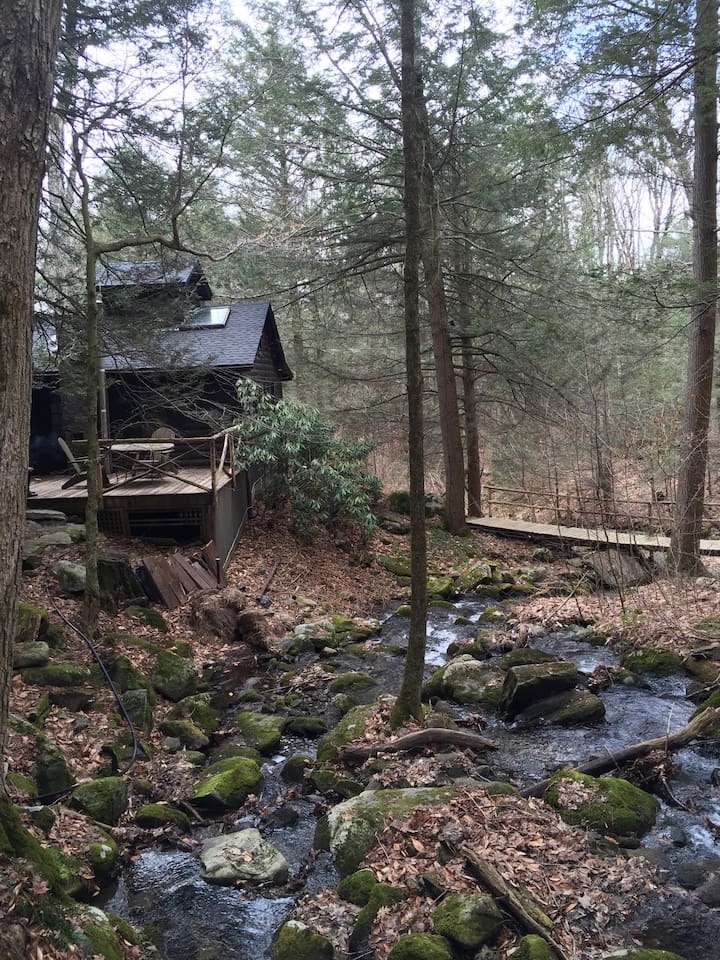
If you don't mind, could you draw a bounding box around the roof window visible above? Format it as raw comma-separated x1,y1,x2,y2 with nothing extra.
181,306,230,330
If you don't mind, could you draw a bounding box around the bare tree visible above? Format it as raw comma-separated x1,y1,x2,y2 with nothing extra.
0,0,62,793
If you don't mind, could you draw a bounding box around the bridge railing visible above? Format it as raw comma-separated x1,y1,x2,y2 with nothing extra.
483,484,720,534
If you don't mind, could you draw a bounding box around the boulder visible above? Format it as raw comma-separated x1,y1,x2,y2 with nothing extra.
454,559,496,593
317,701,377,762
500,661,582,718
53,560,86,595
134,803,191,830
423,656,505,706
512,935,556,959
151,650,198,701
387,934,454,960
71,776,128,825
235,710,286,754
200,828,288,885
271,921,334,960
338,868,379,905
97,556,146,614
350,883,407,953
165,692,219,737
13,641,50,669
126,605,168,632
15,603,51,644
511,689,606,726
315,786,455,876
432,892,503,949
159,718,209,750
583,549,651,589
543,771,657,838
620,649,685,676
121,689,154,734
21,662,92,687
88,831,119,879
191,756,263,810
34,735,74,797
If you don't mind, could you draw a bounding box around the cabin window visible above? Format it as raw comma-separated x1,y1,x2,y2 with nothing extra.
180,305,230,330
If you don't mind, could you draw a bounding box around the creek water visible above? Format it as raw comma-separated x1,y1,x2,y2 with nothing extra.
103,596,720,959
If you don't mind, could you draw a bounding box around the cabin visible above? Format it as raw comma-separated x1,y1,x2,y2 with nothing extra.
29,259,293,564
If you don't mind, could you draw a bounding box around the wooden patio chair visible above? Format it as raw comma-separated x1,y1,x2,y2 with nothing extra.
58,437,88,489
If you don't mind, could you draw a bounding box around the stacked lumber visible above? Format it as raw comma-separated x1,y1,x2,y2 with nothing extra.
141,540,222,608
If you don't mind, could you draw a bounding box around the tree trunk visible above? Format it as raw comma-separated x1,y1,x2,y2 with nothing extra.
0,0,62,793
669,0,718,576
417,96,466,535
391,0,427,728
455,254,483,517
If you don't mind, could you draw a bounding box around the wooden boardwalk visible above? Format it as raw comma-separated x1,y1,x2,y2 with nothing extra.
466,515,720,556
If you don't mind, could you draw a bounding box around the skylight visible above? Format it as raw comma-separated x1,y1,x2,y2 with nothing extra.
181,306,230,330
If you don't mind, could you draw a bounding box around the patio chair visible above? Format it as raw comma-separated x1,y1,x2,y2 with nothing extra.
58,437,88,489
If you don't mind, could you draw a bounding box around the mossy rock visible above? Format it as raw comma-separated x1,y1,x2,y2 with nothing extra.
7,771,37,796
310,764,365,799
388,490,411,514
378,555,411,577
394,604,412,617
329,671,377,694
121,689,154,734
427,576,455,599
158,718,209,750
423,656,505,707
151,651,198,702
271,920,335,960
134,803,191,830
331,614,380,641
53,559,86,594
387,933,454,960
21,662,92,687
498,648,556,670
192,755,263,810
109,655,153,696
432,891,503,948
285,715,327,737
88,832,119,879
683,656,720,686
690,689,720,738
0,796,68,895
512,934,556,959
126,605,169,632
446,638,490,660
620,649,684,676
166,692,219,737
16,602,51,643
81,919,124,960
315,786,455,876
544,771,657,837
48,687,96,712
317,701,377,762
454,560,496,593
692,615,720,638
44,846,92,899
338,868,378,905
605,952,686,960
235,710,286,754
351,883,407,952
35,734,75,797
71,776,128,826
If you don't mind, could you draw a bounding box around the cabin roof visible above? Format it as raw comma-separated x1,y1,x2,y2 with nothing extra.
97,258,212,294
102,300,293,380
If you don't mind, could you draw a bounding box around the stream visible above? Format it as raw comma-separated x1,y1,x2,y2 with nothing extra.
103,596,720,959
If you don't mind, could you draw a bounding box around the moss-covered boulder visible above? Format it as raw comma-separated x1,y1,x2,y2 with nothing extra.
423,656,505,707
512,934,556,959
604,952,686,960
512,689,606,726
151,650,198,702
53,560,87,595
427,576,455,599
108,654,152,695
34,735,75,797
432,892,503,948
158,718,209,750
88,832,119,879
22,662,92,687
544,771,657,838
235,710,286,755
350,883,407,952
45,846,92,899
498,648,557,670
165,692,219,736
285,715,327,737
121,689,154,734
80,917,125,960
15,602,51,644
379,555,411,578
271,920,335,960
338,868,379,905
71,776,128,826
200,828,288,885
317,701,376,762
280,754,312,783
620,649,685,676
310,764,365,798
126,604,169,632
134,803,191,830
501,662,582,718
13,641,50,669
454,560,496,593
331,614,381,642
191,755,263,810
690,690,720,738
329,671,377,694
315,786,455,876
387,933,454,960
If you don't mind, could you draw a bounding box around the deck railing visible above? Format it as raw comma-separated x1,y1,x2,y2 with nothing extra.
482,483,720,534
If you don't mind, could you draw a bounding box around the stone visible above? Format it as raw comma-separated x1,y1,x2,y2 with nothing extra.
583,549,651,588
423,656,505,707
676,858,720,889
454,560,496,593
387,933,454,960
121,689,154,734
329,671,377,694
338,868,379,905
280,755,311,783
158,718,209,750
604,952,687,960
151,650,198,701
48,688,95,712
284,716,327,737
512,934,556,959
127,604,168,632
15,602,51,644
71,776,128,825
13,641,50,669
310,765,365,798
34,735,74,797
22,539,50,571
432,892,503,948
165,693,219,737
97,556,146,614
134,803,191,830
191,756,263,810
620,649,685,676
511,689,606,726
53,559,86,594
317,701,377,762
235,710,286,754
315,786,455,876
350,883,407,953
543,771,657,838
498,648,556,670
200,828,289,885
271,921,334,960
500,661,582,718
21,662,92,687
88,832,119,879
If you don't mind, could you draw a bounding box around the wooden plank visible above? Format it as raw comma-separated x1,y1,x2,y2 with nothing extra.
173,555,214,591
190,561,218,590
168,555,201,594
142,557,185,608
201,540,226,586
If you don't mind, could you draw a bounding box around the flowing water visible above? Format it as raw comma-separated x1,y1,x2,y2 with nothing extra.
103,596,720,959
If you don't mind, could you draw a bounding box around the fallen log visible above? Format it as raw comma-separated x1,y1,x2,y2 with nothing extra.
462,845,570,960
339,727,496,761
521,705,720,798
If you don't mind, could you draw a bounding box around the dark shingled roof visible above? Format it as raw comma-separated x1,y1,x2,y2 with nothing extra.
102,301,292,380
97,259,213,300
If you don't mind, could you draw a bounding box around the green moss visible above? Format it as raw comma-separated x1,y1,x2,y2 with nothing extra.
7,771,37,795
379,555,411,577
692,615,720,637
151,650,198,702
329,671,377,694
394,604,412,616
158,718,210,750
235,710,286,754
271,920,335,960
544,771,657,837
134,803,191,830
512,934,556,959
388,491,411,514
285,715,327,737
426,576,454,598
387,933,454,960
351,883,407,950
690,689,720,738
88,832,119,879
82,920,124,960
317,701,376,762
498,648,556,669
605,952,687,960
22,663,92,687
620,649,684,676
71,776,128,826
126,605,169,632
192,756,263,809
338,868,378,905
432,892,503,949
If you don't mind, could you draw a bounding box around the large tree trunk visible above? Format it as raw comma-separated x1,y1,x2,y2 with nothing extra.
455,254,483,517
391,0,427,728
417,97,466,535
0,0,62,793
669,0,718,576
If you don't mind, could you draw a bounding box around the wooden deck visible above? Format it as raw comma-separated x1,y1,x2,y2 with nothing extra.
30,467,227,509
466,515,720,555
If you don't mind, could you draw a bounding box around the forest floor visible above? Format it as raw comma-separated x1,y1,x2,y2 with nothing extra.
6,511,720,960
